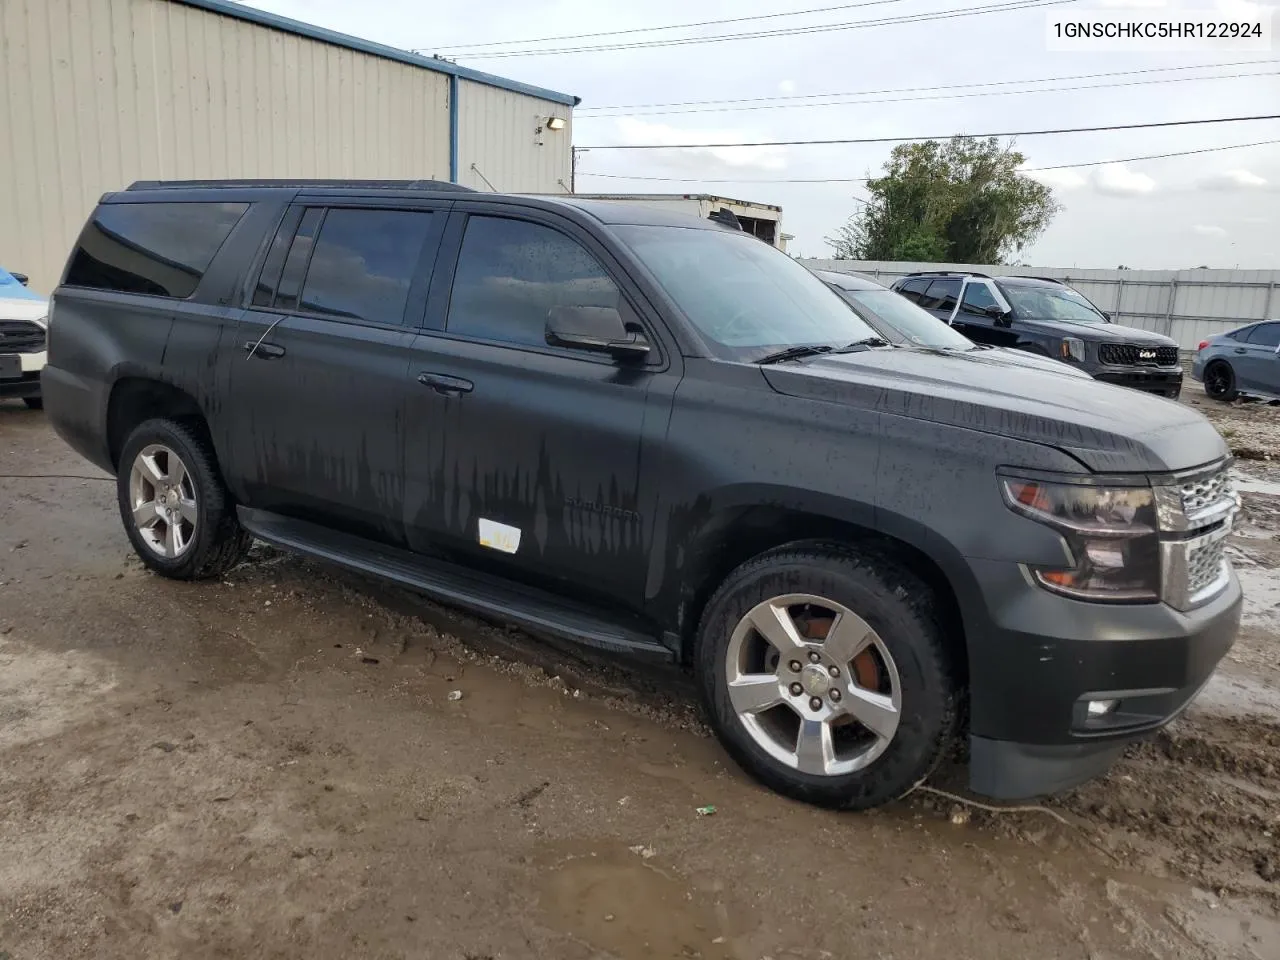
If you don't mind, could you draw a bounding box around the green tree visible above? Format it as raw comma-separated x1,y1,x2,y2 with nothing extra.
825,137,1060,264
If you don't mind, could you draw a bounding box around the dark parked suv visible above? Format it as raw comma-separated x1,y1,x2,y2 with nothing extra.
44,181,1241,809
891,272,1184,397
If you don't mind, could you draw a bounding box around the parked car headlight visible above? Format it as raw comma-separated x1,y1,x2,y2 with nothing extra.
1059,337,1084,362
1000,476,1159,602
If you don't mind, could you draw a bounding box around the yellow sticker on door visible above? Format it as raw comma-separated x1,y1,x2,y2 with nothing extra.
478,518,521,554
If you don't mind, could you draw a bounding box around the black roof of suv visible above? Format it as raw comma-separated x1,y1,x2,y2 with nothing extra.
40,181,1237,811
891,271,1183,398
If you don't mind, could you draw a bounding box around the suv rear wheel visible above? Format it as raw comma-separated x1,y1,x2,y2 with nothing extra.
117,418,253,580
696,544,960,809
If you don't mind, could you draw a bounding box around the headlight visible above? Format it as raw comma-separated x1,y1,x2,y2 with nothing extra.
1001,476,1160,602
1059,337,1084,362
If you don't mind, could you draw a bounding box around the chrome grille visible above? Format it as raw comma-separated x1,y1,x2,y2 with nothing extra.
1186,537,1227,599
0,319,45,353
1180,469,1231,518
1098,343,1179,366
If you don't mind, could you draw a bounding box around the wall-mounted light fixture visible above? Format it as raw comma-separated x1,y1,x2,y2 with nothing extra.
546,116,567,131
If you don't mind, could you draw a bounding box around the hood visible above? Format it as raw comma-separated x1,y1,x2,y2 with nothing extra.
985,346,1092,379
0,293,49,324
761,347,1225,473
1012,316,1176,345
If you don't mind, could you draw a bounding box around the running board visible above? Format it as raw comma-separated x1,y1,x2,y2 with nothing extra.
237,507,673,661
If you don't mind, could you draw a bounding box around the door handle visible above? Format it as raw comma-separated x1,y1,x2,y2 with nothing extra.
417,372,474,397
243,340,286,359
1234,347,1247,354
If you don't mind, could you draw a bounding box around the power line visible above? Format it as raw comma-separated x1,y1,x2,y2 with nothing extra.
420,0,911,51
445,0,1076,59
581,68,1280,118
576,137,1280,184
579,114,1280,150
577,58,1279,111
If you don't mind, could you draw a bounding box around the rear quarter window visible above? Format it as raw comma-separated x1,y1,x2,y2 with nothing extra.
896,278,930,303
64,201,248,299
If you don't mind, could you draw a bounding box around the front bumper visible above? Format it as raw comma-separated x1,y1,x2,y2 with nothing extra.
0,349,45,397
963,557,1241,799
1091,364,1183,396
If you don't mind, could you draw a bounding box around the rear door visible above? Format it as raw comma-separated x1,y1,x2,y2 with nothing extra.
223,199,446,544
1237,321,1280,394
916,278,961,322
401,205,681,610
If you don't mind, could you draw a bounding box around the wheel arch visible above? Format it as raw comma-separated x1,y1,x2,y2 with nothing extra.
106,376,213,471
672,492,973,685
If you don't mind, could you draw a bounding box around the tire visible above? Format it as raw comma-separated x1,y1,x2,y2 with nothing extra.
695,544,961,810
116,418,253,580
23,396,43,410
1204,361,1237,401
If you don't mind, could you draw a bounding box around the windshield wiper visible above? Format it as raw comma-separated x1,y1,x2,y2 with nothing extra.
831,337,891,353
755,344,834,365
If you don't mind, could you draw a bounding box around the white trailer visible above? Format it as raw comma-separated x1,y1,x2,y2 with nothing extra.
573,194,786,249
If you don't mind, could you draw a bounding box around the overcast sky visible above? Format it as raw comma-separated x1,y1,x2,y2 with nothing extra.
246,0,1278,267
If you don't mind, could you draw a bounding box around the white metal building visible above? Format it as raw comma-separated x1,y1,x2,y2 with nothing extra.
0,0,578,292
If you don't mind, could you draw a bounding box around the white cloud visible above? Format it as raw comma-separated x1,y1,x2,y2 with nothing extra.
1098,0,1169,6
1199,168,1268,190
1026,168,1087,190
613,117,787,172
1193,225,1229,237
778,79,797,94
1093,164,1157,196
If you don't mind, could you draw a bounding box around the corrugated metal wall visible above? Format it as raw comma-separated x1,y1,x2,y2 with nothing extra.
2,0,454,292
803,260,1280,351
455,79,572,194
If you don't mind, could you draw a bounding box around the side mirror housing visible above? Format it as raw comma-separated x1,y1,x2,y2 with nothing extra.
546,305,650,360
986,305,1013,327
1102,311,1113,322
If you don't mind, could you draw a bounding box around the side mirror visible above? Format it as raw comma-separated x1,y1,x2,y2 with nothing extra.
1102,311,1113,322
11,272,28,286
546,305,650,360
986,305,1013,327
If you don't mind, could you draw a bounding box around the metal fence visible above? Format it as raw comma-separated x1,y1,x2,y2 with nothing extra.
800,260,1280,351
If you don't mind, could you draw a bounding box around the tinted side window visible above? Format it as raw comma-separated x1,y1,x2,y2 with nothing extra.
446,216,620,348
65,202,248,298
1247,323,1280,347
919,279,960,312
959,281,998,316
274,209,323,313
897,278,929,303
296,208,433,325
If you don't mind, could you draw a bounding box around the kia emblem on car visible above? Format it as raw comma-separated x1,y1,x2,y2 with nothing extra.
1139,349,1156,360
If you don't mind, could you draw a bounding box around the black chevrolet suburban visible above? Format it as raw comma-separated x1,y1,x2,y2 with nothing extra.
891,271,1184,397
43,181,1241,809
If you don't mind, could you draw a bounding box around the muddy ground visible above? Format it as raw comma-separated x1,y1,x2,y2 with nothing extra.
1,385,1278,960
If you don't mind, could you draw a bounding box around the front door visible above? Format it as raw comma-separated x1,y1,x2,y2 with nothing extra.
402,209,680,609
954,280,1016,347
223,201,445,544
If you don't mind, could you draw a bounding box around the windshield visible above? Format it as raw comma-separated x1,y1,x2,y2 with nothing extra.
615,225,878,358
835,288,974,349
999,283,1107,324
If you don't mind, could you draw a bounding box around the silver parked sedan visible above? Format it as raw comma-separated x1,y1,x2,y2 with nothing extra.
1192,320,1280,402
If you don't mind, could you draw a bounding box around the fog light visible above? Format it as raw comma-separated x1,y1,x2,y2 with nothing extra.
1086,698,1120,717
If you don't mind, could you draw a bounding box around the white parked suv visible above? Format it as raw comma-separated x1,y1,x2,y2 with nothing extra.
0,267,48,409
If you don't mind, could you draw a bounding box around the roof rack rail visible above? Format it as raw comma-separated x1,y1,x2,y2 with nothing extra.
125,178,476,192
1022,275,1066,284
903,270,991,280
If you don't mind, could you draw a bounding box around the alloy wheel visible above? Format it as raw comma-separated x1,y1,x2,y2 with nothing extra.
724,593,902,776
128,444,198,558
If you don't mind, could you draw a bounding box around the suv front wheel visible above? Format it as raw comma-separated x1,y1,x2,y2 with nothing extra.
117,418,253,580
696,544,960,809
